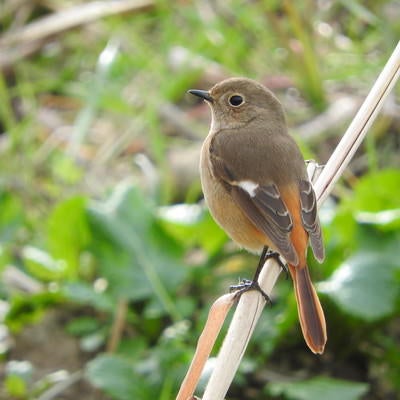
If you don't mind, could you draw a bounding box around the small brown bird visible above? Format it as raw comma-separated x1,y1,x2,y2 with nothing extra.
189,77,327,354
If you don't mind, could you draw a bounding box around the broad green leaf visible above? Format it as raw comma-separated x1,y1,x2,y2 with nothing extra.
351,169,400,231
87,183,186,320
47,196,90,279
356,209,400,228
319,246,400,320
86,354,152,400
330,169,400,253
22,246,68,281
157,203,227,255
267,376,369,400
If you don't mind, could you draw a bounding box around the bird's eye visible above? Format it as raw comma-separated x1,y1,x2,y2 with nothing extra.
228,95,244,107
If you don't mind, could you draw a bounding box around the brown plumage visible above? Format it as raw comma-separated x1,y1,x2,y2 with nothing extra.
189,77,327,354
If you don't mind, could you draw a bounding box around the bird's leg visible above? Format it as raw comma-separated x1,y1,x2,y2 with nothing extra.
230,247,290,302
230,246,271,303
264,250,289,280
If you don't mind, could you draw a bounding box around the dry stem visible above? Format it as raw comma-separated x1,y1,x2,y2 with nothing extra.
178,40,400,400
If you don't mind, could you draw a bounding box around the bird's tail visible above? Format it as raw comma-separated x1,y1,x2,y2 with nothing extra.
288,264,327,354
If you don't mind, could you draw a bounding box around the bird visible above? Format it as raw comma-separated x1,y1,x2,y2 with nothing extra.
188,77,327,354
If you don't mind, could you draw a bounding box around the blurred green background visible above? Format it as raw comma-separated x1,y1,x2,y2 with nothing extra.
0,1,399,399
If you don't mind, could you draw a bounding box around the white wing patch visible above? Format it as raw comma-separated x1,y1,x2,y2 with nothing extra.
238,180,259,197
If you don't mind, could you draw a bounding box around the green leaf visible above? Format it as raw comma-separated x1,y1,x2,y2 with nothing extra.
63,282,114,312
267,376,369,400
52,154,83,184
351,169,400,231
319,245,400,320
86,354,153,400
87,183,186,320
355,209,400,229
5,292,62,332
47,196,90,279
0,190,25,242
116,337,148,357
157,204,227,255
338,0,379,25
22,246,68,281
5,360,32,396
80,331,106,352
5,375,27,397
330,170,400,253
65,316,100,336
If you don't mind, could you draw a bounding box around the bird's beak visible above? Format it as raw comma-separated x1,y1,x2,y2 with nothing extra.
188,89,213,103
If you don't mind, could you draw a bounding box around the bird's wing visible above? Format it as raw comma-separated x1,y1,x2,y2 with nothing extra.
210,152,299,265
299,180,325,262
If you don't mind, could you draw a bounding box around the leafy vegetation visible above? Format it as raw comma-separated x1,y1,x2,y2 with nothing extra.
0,1,399,399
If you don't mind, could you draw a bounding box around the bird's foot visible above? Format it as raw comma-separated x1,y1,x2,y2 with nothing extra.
230,279,272,304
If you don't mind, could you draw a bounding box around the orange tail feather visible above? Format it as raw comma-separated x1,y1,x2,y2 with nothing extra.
289,264,327,354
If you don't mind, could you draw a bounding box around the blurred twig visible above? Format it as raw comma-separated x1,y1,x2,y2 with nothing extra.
37,370,83,400
0,0,153,46
296,96,360,141
0,0,154,69
2,265,44,294
314,41,400,203
107,298,128,353
159,102,202,140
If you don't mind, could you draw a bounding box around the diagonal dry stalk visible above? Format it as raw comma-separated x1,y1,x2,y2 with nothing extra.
177,40,400,400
